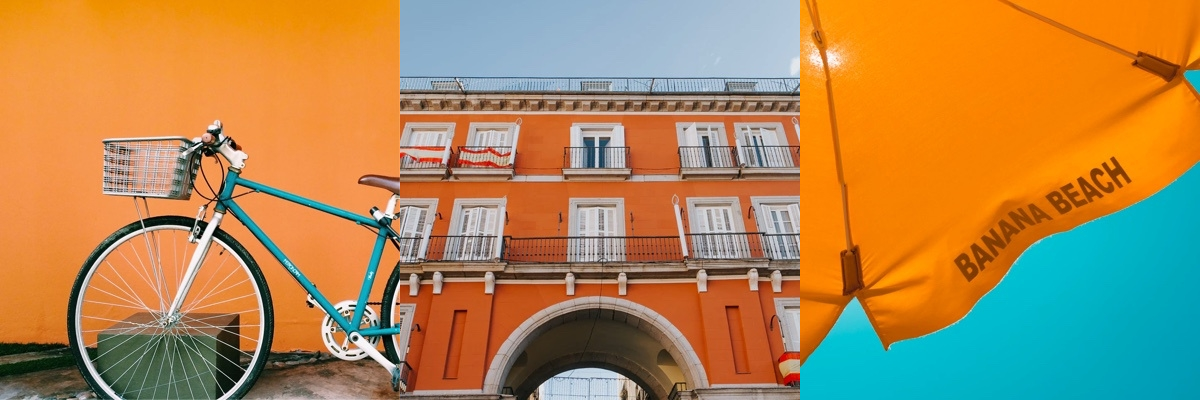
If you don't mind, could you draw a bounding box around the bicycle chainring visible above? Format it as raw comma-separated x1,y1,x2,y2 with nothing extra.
320,300,380,361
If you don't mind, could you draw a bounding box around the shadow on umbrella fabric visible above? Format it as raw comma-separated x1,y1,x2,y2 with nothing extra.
799,0,1200,367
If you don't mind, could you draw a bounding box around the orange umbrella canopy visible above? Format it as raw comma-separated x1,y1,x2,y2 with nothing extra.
799,0,1200,366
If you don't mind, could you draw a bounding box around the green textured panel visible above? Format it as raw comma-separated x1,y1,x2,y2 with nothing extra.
97,312,240,399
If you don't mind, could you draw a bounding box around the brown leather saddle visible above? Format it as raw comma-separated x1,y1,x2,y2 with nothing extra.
357,174,401,195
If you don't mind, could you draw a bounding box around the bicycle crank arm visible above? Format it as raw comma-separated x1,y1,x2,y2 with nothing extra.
347,332,401,390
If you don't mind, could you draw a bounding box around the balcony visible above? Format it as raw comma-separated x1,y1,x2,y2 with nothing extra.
424,235,504,262
450,146,515,180
503,236,684,263
736,145,800,178
562,146,631,180
686,232,799,260
399,146,450,180
678,146,739,179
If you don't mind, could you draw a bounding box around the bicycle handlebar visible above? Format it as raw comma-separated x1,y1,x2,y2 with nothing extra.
196,119,248,169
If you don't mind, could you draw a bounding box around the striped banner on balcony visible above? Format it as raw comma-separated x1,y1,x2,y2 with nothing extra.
458,147,512,168
778,352,800,387
399,146,446,164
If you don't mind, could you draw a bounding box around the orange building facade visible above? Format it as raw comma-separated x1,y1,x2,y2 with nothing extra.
389,78,799,399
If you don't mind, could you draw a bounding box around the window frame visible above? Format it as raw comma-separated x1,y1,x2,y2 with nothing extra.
686,197,751,259
568,198,627,262
466,122,518,147
391,198,439,262
445,198,507,261
751,196,800,260
391,303,418,361
676,122,734,168
569,123,626,169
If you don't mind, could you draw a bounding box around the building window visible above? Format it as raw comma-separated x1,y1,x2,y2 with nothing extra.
677,123,733,168
568,124,626,169
686,197,750,259
569,198,626,262
459,123,518,168
775,298,800,351
400,123,455,168
733,123,792,168
445,198,505,261
390,304,417,361
392,199,438,262
751,196,800,260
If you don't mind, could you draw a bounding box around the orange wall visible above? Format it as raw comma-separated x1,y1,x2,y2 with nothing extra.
0,2,399,349
401,280,797,390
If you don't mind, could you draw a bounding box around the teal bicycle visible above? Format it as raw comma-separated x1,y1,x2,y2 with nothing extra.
68,120,415,399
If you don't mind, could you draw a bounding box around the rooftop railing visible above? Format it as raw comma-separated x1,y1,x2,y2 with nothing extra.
401,77,800,94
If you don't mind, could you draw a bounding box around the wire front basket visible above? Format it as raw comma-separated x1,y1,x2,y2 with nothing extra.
102,137,201,200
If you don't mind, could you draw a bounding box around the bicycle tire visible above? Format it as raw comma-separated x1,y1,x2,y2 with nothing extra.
67,215,273,399
380,263,411,364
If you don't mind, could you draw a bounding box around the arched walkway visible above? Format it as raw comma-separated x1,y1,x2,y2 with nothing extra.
483,297,709,396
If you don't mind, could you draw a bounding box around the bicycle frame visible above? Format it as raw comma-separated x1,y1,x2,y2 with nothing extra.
171,167,403,340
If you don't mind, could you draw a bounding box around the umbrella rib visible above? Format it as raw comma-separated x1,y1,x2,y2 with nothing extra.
999,0,1135,60
804,0,856,252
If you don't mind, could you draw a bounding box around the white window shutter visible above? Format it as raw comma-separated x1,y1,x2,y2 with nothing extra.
570,126,583,168
460,207,479,235
482,207,498,236
787,204,800,233
695,207,712,233
399,206,424,237
570,126,582,147
508,125,520,165
761,127,780,146
784,307,800,351
684,123,698,147
610,126,626,168
601,207,617,236
578,207,596,236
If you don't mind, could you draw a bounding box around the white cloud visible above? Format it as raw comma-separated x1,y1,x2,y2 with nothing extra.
789,56,801,76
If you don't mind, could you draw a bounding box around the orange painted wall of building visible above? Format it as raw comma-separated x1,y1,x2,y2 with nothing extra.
398,280,798,390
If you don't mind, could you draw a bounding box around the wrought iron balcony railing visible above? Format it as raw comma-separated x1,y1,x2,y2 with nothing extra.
686,232,770,260
737,145,800,168
394,233,795,263
762,233,800,260
503,236,684,263
401,77,800,95
453,146,514,169
563,146,630,169
423,235,503,261
679,146,738,168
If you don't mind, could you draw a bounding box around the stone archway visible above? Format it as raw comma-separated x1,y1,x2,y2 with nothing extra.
483,297,708,397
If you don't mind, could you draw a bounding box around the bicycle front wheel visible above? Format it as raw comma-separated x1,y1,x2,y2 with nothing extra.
67,215,273,399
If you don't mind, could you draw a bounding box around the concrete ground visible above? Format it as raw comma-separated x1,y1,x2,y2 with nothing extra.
0,351,397,399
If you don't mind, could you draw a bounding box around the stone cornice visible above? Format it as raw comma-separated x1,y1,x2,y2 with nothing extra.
399,93,799,113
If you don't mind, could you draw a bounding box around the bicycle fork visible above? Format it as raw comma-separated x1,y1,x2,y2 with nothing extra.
164,211,226,322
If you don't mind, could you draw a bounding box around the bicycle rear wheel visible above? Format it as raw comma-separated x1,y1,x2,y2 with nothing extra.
67,215,273,399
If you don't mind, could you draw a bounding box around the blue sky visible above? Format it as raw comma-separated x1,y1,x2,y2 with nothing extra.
400,1,1200,398
400,0,800,78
